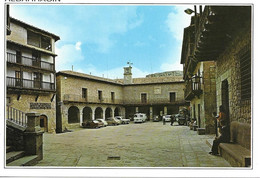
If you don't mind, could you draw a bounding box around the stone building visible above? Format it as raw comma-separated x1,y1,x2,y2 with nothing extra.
180,14,217,134
180,6,251,166
6,17,60,133
56,67,187,132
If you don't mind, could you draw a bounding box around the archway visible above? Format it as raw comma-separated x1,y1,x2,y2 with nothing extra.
95,107,103,119
105,107,112,119
114,107,121,116
83,107,92,122
68,106,80,123
39,115,48,132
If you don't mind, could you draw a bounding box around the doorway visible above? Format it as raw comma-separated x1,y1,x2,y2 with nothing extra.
221,79,230,124
39,115,48,132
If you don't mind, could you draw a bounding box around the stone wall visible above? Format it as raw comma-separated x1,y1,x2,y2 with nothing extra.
216,25,251,124
7,94,56,133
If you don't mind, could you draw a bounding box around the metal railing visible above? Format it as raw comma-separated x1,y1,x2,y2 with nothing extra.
7,52,54,71
6,106,27,127
7,77,55,91
123,99,186,105
63,94,124,104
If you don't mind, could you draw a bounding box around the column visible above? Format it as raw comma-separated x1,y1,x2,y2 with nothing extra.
136,107,139,113
112,108,115,118
150,106,153,121
164,106,167,115
79,109,83,126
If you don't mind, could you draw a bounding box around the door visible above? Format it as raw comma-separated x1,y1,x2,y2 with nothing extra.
15,71,21,87
221,80,230,124
16,51,21,64
40,115,48,132
32,51,40,67
198,104,201,128
33,72,42,88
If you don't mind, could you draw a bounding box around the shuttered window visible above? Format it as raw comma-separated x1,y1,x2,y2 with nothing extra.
239,44,251,101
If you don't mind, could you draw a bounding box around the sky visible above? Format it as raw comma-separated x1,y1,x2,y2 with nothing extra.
10,4,194,79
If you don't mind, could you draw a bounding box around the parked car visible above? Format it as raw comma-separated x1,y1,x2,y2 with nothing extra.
96,119,108,127
152,115,160,122
175,114,186,125
82,120,103,128
115,116,130,124
134,113,147,123
163,115,171,122
106,117,120,126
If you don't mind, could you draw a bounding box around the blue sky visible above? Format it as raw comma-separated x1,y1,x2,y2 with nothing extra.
10,4,193,79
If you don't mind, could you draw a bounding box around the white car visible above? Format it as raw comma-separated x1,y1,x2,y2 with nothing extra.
115,116,130,124
96,119,108,127
163,115,172,122
134,113,147,123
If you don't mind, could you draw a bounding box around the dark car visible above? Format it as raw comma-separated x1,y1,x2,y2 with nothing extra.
175,114,186,125
152,115,160,122
82,120,103,128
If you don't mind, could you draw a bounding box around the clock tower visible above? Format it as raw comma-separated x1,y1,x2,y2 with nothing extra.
124,66,132,84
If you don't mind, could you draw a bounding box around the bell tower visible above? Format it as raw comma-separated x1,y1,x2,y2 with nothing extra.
124,62,133,84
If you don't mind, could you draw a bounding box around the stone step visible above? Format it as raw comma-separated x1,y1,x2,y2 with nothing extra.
6,155,38,166
6,146,12,153
6,151,25,164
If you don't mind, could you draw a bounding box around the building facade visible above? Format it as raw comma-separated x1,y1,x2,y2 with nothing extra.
181,6,251,136
6,17,60,133
56,68,187,132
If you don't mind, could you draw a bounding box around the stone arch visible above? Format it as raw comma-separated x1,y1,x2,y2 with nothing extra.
39,114,48,132
114,107,121,116
105,107,112,119
83,106,92,122
68,106,80,123
95,107,103,119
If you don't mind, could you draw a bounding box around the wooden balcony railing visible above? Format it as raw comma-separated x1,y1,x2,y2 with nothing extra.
184,76,203,100
7,52,54,71
7,77,55,91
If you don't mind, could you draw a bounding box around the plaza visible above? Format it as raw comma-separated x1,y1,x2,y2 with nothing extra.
36,122,230,167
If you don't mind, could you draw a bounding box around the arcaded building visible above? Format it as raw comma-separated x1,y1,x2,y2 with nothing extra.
56,67,187,132
6,17,60,133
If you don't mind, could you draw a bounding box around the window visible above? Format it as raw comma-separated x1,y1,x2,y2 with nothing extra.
141,93,147,103
82,88,87,100
169,92,176,102
98,90,103,101
239,45,251,101
111,92,115,102
15,71,21,87
27,30,52,51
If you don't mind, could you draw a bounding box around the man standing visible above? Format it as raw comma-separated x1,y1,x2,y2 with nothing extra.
170,114,175,126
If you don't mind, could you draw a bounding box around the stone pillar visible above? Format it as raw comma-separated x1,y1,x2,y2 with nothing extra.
150,107,153,121
79,109,83,126
102,109,105,120
112,108,115,118
24,112,44,161
136,107,139,113
164,106,167,115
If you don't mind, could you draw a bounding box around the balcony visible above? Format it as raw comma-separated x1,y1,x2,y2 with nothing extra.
123,99,186,106
7,77,55,91
184,76,203,100
7,52,54,71
63,94,124,105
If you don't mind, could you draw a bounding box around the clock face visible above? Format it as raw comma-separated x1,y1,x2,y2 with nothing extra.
125,75,130,80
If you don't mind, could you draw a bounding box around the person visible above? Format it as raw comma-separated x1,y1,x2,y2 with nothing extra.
209,119,230,155
216,105,227,135
163,116,166,125
212,112,218,137
170,114,175,126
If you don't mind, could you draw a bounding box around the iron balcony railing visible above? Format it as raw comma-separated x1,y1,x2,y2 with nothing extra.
63,94,124,104
7,52,54,71
7,77,55,91
123,99,186,105
6,106,27,128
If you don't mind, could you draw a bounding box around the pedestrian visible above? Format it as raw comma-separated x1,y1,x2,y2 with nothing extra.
170,114,174,126
216,105,227,134
163,117,166,125
209,119,230,155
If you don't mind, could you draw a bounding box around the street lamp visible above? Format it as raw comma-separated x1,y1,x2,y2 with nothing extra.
184,8,194,15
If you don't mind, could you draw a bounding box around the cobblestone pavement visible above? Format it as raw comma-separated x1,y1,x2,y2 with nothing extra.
35,121,231,167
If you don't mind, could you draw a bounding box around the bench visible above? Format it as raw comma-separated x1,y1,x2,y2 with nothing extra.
218,121,251,167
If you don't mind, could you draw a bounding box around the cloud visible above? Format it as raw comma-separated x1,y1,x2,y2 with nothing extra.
160,61,183,72
134,41,146,47
75,42,82,51
165,6,193,41
55,42,84,72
